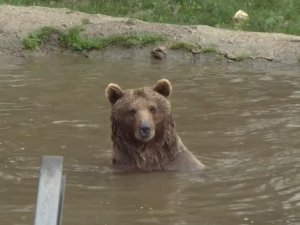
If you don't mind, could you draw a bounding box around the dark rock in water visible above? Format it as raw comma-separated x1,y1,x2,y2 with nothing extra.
151,46,167,59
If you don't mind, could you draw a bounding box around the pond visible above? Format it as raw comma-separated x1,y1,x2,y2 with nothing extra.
0,56,299,225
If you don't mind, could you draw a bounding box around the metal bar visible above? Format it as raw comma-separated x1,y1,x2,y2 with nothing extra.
34,156,64,225
58,175,66,225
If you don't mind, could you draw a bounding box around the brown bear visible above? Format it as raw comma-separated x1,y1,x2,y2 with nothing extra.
105,79,205,172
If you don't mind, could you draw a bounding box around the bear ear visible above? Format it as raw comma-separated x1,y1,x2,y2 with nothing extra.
153,79,172,98
105,83,124,105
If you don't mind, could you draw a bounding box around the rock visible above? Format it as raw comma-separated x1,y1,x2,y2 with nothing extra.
232,10,249,24
191,48,201,54
151,46,167,59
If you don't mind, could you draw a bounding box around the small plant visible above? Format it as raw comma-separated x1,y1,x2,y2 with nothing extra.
169,41,196,51
202,45,217,53
170,42,218,54
23,27,61,50
59,26,85,51
235,53,251,61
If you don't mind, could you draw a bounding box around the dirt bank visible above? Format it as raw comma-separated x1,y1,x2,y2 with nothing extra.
0,5,300,64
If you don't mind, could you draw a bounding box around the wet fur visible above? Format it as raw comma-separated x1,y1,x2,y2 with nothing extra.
111,113,178,170
106,80,205,172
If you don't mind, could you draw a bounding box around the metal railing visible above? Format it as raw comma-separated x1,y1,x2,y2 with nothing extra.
34,156,66,225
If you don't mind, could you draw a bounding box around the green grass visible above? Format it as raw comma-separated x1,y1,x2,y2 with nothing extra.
169,42,218,54
169,41,197,51
202,45,217,53
23,27,61,50
1,0,300,36
23,26,165,51
235,53,251,61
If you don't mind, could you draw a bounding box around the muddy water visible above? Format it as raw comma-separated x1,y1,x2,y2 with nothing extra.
0,56,299,225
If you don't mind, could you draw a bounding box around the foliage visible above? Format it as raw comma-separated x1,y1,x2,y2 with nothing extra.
23,27,61,50
169,41,197,51
23,26,165,51
235,53,251,61
201,45,217,53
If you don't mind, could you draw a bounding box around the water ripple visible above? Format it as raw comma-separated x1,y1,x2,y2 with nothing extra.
52,120,99,128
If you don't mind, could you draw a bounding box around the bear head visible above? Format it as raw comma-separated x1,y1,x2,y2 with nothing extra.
106,79,172,143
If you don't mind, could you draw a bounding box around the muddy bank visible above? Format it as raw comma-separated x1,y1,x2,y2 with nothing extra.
0,5,300,64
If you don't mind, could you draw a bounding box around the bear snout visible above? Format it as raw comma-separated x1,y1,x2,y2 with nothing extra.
139,125,151,137
135,121,155,142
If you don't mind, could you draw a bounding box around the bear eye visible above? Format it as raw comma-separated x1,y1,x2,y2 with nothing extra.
129,108,136,116
149,106,157,114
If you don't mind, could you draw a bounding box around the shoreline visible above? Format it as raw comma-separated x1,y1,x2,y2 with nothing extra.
0,5,300,64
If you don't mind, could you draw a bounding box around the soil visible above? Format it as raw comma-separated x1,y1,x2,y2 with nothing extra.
0,5,300,64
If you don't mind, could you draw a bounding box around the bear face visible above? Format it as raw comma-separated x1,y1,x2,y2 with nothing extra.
106,79,172,143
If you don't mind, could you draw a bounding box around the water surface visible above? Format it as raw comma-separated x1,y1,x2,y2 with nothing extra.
0,56,299,225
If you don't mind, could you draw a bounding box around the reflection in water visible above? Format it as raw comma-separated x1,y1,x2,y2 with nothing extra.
0,56,299,225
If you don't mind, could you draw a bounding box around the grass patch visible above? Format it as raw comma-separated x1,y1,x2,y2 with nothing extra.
23,27,62,50
169,42,218,54
235,53,251,61
23,26,165,51
202,45,217,53
169,41,196,51
1,0,300,35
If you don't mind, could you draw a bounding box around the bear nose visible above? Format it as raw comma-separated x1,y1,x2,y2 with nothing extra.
139,125,150,136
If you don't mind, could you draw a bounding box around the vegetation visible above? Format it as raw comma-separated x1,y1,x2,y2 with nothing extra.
23,27,60,50
201,45,217,53
1,0,300,36
169,41,197,51
235,53,251,61
169,42,218,54
23,26,165,51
